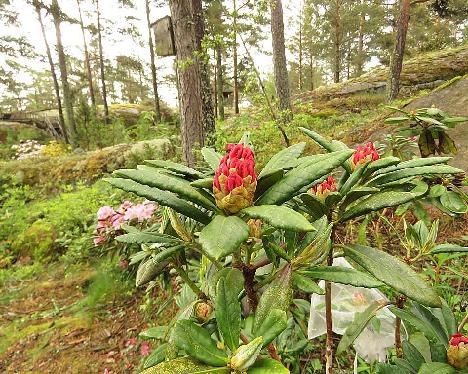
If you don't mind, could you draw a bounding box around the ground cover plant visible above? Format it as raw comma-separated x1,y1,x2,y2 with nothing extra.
104,130,468,373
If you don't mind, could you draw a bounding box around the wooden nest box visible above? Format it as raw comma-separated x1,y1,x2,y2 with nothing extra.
151,16,176,57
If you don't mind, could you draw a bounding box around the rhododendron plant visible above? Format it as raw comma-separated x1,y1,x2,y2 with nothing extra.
448,333,468,369
104,131,465,374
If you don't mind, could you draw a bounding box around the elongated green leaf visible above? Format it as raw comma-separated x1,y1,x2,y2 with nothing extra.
440,191,467,214
376,363,410,374
248,358,290,374
136,257,170,287
299,127,350,152
384,116,410,124
300,193,328,219
402,341,426,372
430,243,468,254
337,300,388,354
417,362,455,374
256,309,288,347
241,205,314,232
255,169,284,199
199,215,249,259
115,169,217,211
143,343,168,369
191,178,214,189
412,303,448,345
256,150,354,205
368,165,462,186
391,307,442,343
145,159,205,178
394,358,418,373
374,157,452,176
140,357,230,374
441,300,457,336
116,232,181,245
364,157,401,178
201,147,223,172
292,272,325,294
105,178,211,224
340,191,417,222
258,142,306,178
339,163,368,196
172,320,229,366
215,277,241,351
345,244,441,307
139,326,167,340
300,266,384,288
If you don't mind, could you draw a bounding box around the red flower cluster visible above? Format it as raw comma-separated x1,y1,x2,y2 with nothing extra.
310,176,337,199
352,142,380,169
450,333,468,346
213,143,257,214
214,143,256,193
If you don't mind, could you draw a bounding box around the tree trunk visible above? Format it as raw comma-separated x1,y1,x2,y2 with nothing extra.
51,0,76,142
33,0,68,143
216,43,225,121
169,0,204,166
270,0,292,119
386,0,410,103
145,0,161,122
232,0,240,115
191,0,215,139
96,0,109,123
356,1,365,77
77,0,96,109
298,3,303,91
309,55,314,91
333,0,341,83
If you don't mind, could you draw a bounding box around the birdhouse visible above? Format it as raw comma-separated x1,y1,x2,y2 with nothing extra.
151,16,176,57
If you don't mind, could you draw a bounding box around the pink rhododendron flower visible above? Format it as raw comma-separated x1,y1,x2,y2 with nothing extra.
111,213,125,229
97,206,116,221
140,341,151,356
351,142,380,169
94,235,106,246
124,203,155,222
118,200,133,213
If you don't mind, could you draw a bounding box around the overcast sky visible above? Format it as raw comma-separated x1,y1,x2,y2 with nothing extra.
1,0,291,108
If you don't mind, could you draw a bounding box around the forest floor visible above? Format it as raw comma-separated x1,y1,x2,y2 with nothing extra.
0,264,170,374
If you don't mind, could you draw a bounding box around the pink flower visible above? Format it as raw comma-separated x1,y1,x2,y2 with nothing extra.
118,200,133,213
140,341,151,356
351,142,380,169
97,206,116,221
124,203,155,222
111,213,125,229
94,235,106,246
125,337,137,347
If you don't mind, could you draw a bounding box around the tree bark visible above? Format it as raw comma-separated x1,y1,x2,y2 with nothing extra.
33,0,68,143
51,0,76,142
216,43,225,120
96,0,109,123
270,0,292,119
298,3,303,91
77,0,96,109
333,0,341,83
169,0,204,166
386,0,410,103
145,0,161,122
232,0,240,114
191,0,215,140
309,55,314,91
356,1,365,77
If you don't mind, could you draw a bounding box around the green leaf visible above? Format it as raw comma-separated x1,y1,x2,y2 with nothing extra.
172,320,229,366
104,178,211,224
230,337,264,371
340,191,417,222
139,326,167,340
299,266,384,288
429,185,447,198
344,245,442,307
376,363,410,374
116,232,181,245
256,150,354,205
144,159,205,179
440,191,467,214
115,169,217,211
201,147,223,172
299,127,350,153
248,358,290,374
430,243,468,254
415,116,445,126
417,362,455,374
191,178,214,189
375,157,452,176
384,116,410,124
140,357,230,374
143,343,169,369
368,165,462,186
199,215,249,259
402,341,426,372
390,307,443,344
438,133,457,154
256,309,288,347
441,300,457,336
258,142,306,178
300,193,328,219
136,257,170,287
241,205,314,232
364,157,401,178
412,303,448,345
254,265,292,333
292,272,325,294
394,358,418,373
337,300,388,355
215,277,241,351
255,169,284,199
339,163,369,196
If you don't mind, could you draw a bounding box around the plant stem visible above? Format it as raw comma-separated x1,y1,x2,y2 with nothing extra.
266,343,281,361
174,265,206,299
395,295,406,357
458,312,468,333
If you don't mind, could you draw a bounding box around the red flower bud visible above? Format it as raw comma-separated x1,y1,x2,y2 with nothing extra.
352,142,380,169
450,333,468,346
310,175,337,199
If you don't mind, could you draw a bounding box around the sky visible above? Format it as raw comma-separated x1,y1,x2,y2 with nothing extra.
1,0,283,108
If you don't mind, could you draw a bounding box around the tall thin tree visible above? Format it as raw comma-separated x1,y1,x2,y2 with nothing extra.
145,0,161,122
232,0,240,114
95,0,109,122
168,0,204,166
332,0,342,83
33,0,68,143
77,0,96,109
270,0,292,120
50,0,76,141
